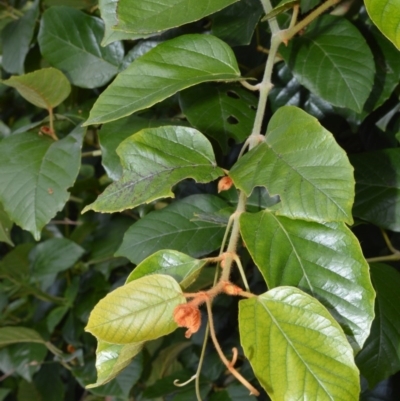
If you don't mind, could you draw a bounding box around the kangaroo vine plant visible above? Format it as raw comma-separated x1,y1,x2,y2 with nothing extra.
0,0,400,400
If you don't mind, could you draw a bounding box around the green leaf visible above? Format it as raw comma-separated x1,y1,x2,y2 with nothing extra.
280,15,375,112
180,84,257,153
85,274,186,343
364,0,400,50
87,341,143,388
1,0,39,75
262,0,299,21
300,0,320,13
211,0,263,47
229,106,355,223
0,327,46,346
38,6,124,88
351,149,400,231
239,287,360,400
126,250,207,289
17,380,42,401
98,115,185,180
84,34,241,126
2,67,71,110
356,264,400,388
0,126,85,240
115,0,238,34
29,238,85,290
0,202,13,246
98,0,150,46
116,194,228,264
240,210,375,352
83,126,224,213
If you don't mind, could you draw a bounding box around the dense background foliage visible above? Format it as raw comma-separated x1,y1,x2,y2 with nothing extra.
0,0,400,400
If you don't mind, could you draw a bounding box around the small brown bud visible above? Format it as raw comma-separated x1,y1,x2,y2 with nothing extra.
173,303,201,338
218,176,233,193
222,281,243,296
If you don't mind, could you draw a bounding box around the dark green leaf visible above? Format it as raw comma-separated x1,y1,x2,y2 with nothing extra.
356,264,400,388
263,0,299,21
2,68,71,109
300,0,320,13
239,287,360,400
115,0,238,34
116,194,228,264
126,250,207,289
0,126,84,240
211,0,263,47
1,0,39,75
85,274,185,343
84,34,241,126
34,364,65,401
17,380,41,401
180,84,257,153
84,126,224,213
0,202,13,246
98,115,185,180
365,0,400,49
29,238,85,290
351,149,400,231
240,210,375,352
229,106,355,223
280,15,375,112
88,342,143,387
38,6,124,88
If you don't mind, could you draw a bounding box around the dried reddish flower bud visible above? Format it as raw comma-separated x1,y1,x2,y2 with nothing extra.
218,176,233,193
173,303,201,338
222,281,243,296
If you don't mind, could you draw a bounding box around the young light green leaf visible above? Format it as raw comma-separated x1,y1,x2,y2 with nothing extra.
83,126,224,213
364,0,400,50
126,250,207,289
229,106,355,223
356,263,400,388
240,210,375,352
0,202,14,246
87,341,143,388
38,6,124,88
180,84,257,153
98,116,189,181
83,34,241,126
351,149,400,231
115,0,238,34
116,194,228,264
280,15,375,112
1,0,39,75
0,327,46,346
85,274,186,344
239,287,360,400
1,68,71,109
0,126,85,240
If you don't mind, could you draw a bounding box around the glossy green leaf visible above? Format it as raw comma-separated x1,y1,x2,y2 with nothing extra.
85,274,186,343
116,194,228,264
0,327,45,346
2,68,71,109
0,126,84,240
180,84,257,153
38,6,124,88
240,210,375,352
229,106,355,223
239,287,360,400
98,0,149,46
29,238,85,290
84,126,224,213
87,341,143,388
98,115,184,180
211,0,263,47
84,34,241,126
351,149,400,231
115,0,238,34
365,0,400,49
0,202,13,246
126,250,207,289
263,0,299,21
356,264,400,387
1,0,39,75
280,15,375,112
